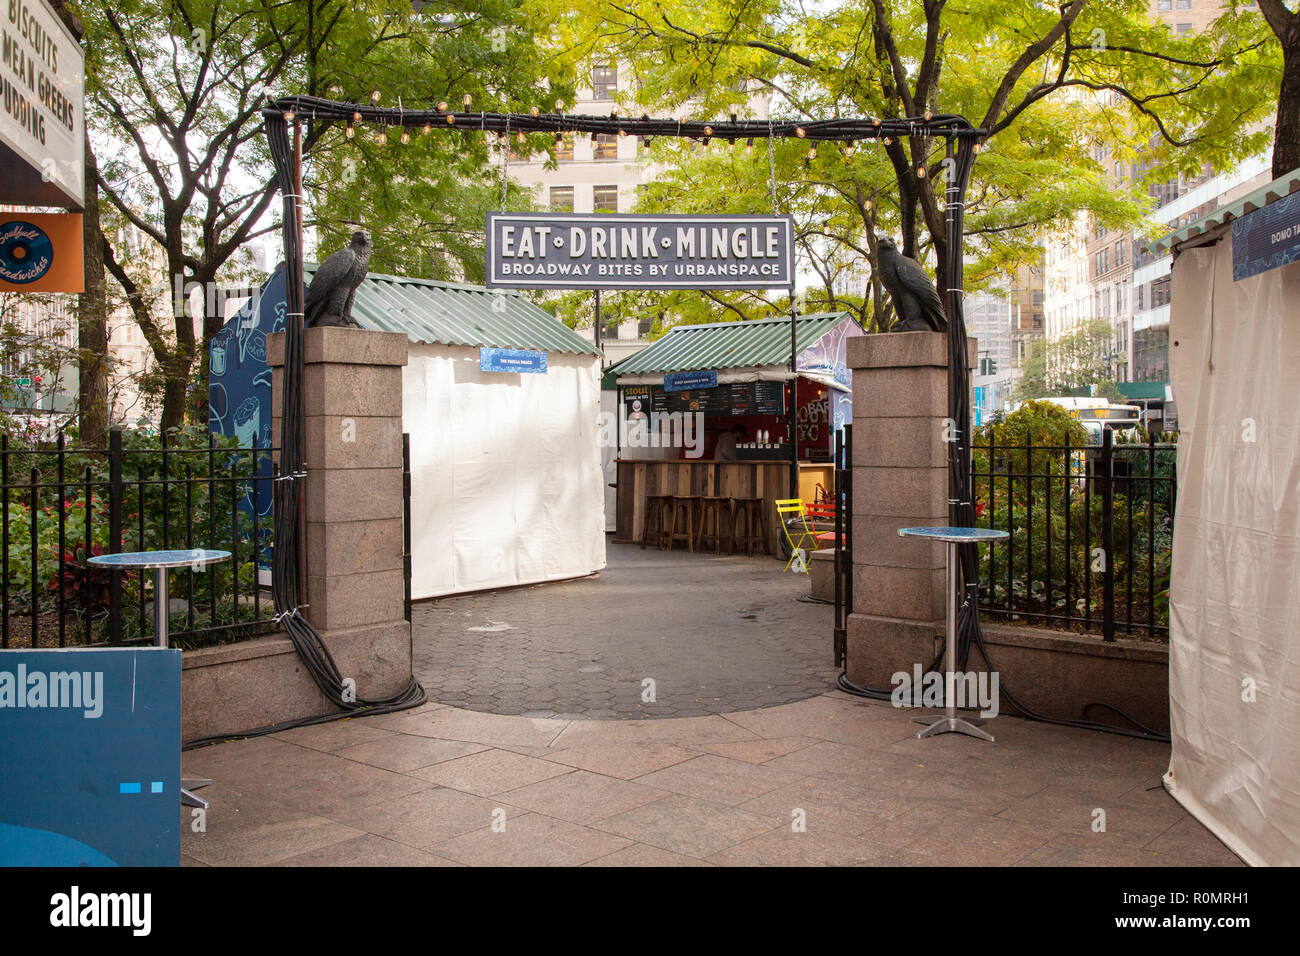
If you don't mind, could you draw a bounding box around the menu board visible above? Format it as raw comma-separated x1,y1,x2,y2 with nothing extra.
647,381,785,416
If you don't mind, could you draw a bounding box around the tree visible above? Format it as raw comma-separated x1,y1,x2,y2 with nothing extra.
75,0,560,430
1012,319,1123,403
547,0,1278,329
1258,1,1300,178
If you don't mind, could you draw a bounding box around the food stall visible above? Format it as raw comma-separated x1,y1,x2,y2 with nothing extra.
609,312,863,551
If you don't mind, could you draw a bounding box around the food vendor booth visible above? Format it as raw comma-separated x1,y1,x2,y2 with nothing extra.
610,312,863,552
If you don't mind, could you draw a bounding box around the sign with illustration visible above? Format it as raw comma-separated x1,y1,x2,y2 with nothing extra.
0,648,181,866
0,213,83,293
486,213,795,290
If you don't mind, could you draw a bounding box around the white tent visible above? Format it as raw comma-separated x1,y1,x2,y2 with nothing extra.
339,270,606,599
1160,170,1300,866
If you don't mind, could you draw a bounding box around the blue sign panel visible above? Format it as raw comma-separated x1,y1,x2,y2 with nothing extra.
664,370,718,392
0,648,182,866
1232,190,1300,281
480,347,547,374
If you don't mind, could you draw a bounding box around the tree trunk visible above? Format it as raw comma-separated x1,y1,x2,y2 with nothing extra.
159,352,190,433
1274,40,1300,180
77,137,110,447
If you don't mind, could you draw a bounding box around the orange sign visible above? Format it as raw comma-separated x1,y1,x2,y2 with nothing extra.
0,213,83,293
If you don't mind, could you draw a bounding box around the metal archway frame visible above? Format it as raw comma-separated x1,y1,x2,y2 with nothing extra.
260,96,985,627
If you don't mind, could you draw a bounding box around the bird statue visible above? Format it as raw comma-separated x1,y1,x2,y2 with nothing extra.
875,237,948,333
305,230,371,328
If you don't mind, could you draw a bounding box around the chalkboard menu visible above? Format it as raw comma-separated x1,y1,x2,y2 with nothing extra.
647,381,784,416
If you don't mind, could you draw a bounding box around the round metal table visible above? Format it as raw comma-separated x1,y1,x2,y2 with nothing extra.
87,549,232,809
897,527,1009,742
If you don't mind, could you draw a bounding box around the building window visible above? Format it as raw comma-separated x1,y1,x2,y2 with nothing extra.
593,133,617,159
592,64,617,101
1157,0,1171,9
593,185,618,212
549,186,574,212
554,132,574,162
1176,0,1192,8
1177,22,1192,35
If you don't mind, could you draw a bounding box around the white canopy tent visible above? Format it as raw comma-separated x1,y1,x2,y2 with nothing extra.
1161,171,1300,866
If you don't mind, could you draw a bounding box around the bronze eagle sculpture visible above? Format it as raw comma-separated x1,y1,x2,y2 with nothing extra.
305,230,371,328
876,237,948,333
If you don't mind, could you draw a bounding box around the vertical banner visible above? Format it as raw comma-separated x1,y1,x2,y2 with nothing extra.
0,648,182,866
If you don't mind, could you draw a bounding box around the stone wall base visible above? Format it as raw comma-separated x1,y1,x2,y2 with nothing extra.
181,619,412,741
846,612,1169,733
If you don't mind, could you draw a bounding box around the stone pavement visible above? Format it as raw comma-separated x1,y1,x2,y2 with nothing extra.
180,692,1241,866
411,543,838,718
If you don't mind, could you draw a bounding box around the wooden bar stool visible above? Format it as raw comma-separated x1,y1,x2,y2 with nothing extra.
729,497,766,556
694,496,733,554
666,496,698,552
640,494,674,550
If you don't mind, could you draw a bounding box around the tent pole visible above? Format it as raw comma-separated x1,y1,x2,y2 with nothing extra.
789,293,798,499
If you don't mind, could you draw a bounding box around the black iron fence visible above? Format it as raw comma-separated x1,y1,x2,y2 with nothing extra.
971,429,1177,640
1,427,277,649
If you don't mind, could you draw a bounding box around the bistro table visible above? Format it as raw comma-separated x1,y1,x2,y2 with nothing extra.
88,549,232,808
896,527,1009,742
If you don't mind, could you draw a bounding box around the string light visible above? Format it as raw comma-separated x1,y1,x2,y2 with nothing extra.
808,145,817,160
517,130,526,143
422,123,431,135
844,140,855,156
924,109,933,120
745,139,754,156
463,93,473,107
446,114,456,124
617,128,626,137
884,136,893,145
531,106,540,117
703,125,714,137
437,101,448,111
400,128,410,144
916,164,926,178
371,90,381,105
377,127,387,144
345,123,354,139
283,111,295,122
795,126,806,138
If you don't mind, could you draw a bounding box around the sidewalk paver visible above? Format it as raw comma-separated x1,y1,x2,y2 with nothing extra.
181,692,1241,867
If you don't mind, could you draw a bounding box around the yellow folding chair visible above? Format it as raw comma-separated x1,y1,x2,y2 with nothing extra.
775,498,817,572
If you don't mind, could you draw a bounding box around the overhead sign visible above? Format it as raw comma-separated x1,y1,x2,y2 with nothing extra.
0,648,181,866
0,0,85,208
663,369,718,392
0,212,82,291
1232,189,1300,281
480,346,547,373
486,213,795,290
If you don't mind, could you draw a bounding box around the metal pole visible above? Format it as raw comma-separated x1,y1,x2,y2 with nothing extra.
594,289,602,356
789,295,798,498
154,567,169,649
945,540,958,721
292,119,308,611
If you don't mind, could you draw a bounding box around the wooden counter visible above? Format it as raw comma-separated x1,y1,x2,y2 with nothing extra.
614,459,835,551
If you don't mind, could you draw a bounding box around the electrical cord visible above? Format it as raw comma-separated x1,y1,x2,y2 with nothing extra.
219,111,428,733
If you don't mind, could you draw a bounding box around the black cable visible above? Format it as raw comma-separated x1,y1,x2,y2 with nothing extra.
258,112,426,720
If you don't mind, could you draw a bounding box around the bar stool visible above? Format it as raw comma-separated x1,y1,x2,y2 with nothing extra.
729,497,766,555
640,495,674,550
694,496,734,554
666,496,698,552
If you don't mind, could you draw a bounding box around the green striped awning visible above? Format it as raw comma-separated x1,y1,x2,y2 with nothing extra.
610,312,854,378
304,265,598,356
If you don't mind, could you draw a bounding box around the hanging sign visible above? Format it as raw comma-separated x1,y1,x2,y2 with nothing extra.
486,213,794,290
480,346,547,373
0,212,83,292
1232,190,1300,281
0,0,85,208
0,648,181,866
663,369,718,392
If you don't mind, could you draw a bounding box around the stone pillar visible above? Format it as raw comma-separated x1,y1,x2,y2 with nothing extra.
845,331,976,688
267,327,412,701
